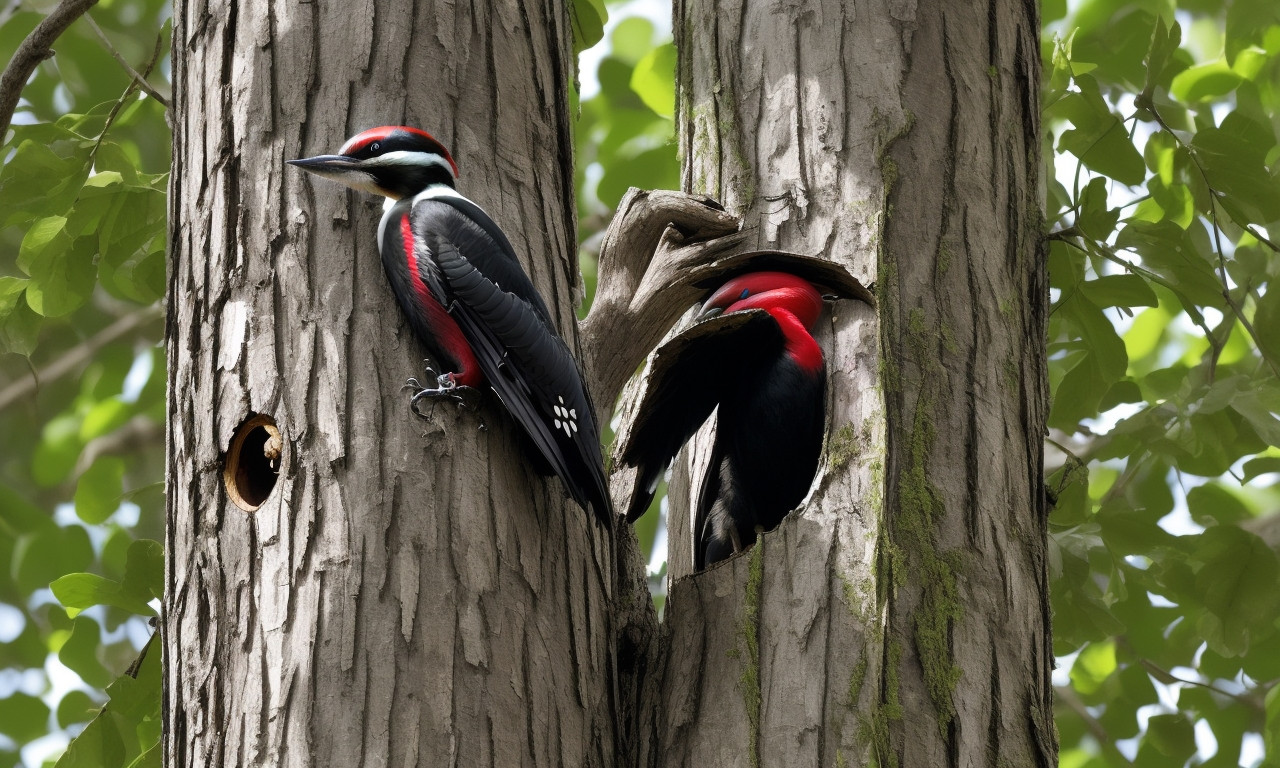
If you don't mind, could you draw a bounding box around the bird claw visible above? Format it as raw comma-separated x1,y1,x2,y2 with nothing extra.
403,373,485,430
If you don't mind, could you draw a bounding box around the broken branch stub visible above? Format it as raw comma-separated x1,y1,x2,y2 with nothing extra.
581,188,744,409
581,188,874,413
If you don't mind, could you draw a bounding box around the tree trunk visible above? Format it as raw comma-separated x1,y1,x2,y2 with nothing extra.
164,2,620,765
633,0,1056,765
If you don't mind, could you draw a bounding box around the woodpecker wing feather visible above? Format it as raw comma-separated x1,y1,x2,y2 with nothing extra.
616,309,786,522
409,203,613,526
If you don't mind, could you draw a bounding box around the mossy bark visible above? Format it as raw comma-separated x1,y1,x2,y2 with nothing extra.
647,0,1055,765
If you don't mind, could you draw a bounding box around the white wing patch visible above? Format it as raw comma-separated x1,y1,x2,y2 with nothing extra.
552,395,578,438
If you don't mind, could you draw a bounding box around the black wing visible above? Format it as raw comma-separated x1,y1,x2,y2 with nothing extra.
411,195,556,324
410,200,612,526
614,309,786,522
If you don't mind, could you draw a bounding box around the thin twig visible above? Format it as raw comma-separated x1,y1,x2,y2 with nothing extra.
0,0,100,140
0,306,162,412
89,28,167,165
82,13,169,107
1134,657,1266,713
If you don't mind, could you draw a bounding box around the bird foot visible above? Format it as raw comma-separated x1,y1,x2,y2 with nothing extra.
403,373,485,430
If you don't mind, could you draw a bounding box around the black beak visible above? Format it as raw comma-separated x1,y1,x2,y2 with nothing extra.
286,154,361,174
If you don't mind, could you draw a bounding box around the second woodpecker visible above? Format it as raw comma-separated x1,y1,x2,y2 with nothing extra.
619,271,829,568
289,126,612,526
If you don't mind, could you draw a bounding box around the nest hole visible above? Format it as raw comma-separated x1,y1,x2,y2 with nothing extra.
224,414,282,512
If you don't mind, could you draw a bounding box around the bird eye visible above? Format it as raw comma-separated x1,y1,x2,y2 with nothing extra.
739,288,750,299
370,142,382,152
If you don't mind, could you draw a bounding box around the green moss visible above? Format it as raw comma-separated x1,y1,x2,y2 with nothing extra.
892,371,964,734
738,541,765,767
1003,354,1020,395
940,324,959,356
827,423,859,470
847,650,869,708
880,156,899,192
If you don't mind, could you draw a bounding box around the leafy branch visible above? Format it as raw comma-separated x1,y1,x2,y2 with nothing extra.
0,0,100,137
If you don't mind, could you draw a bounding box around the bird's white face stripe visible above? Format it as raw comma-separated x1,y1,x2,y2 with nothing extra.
362,150,455,175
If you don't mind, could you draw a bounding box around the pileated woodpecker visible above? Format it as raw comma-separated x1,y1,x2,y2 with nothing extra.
289,126,612,526
619,271,828,568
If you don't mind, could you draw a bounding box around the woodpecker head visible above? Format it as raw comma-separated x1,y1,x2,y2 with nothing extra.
697,272,825,329
288,126,459,200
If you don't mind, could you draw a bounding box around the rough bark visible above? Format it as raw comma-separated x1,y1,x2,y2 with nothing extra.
164,2,620,765
627,0,1055,766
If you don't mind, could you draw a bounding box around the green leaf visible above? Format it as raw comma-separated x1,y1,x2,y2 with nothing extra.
17,216,71,274
0,141,91,228
1069,641,1116,697
1231,383,1280,446
1170,60,1243,102
1265,683,1280,765
59,616,113,688
20,220,97,318
0,277,42,355
1145,713,1196,761
122,539,164,603
570,0,607,53
1255,286,1280,368
33,413,84,487
1079,275,1158,308
1114,221,1226,309
0,296,42,356
1192,111,1280,225
74,456,126,524
1052,76,1146,185
1186,484,1250,527
1060,291,1128,380
608,17,656,65
55,638,161,768
81,397,132,441
1077,177,1120,240
125,743,161,768
1141,17,1181,100
51,572,156,617
1242,457,1280,482
56,690,101,729
0,692,50,744
1049,353,1109,430
630,43,676,118
14,525,94,594
1194,527,1280,656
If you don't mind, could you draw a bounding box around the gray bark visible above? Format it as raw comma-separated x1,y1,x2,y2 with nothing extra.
164,2,621,765
623,0,1056,765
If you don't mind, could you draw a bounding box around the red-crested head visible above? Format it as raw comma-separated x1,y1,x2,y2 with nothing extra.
699,271,826,373
288,126,458,199
699,271,824,330
337,126,459,178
